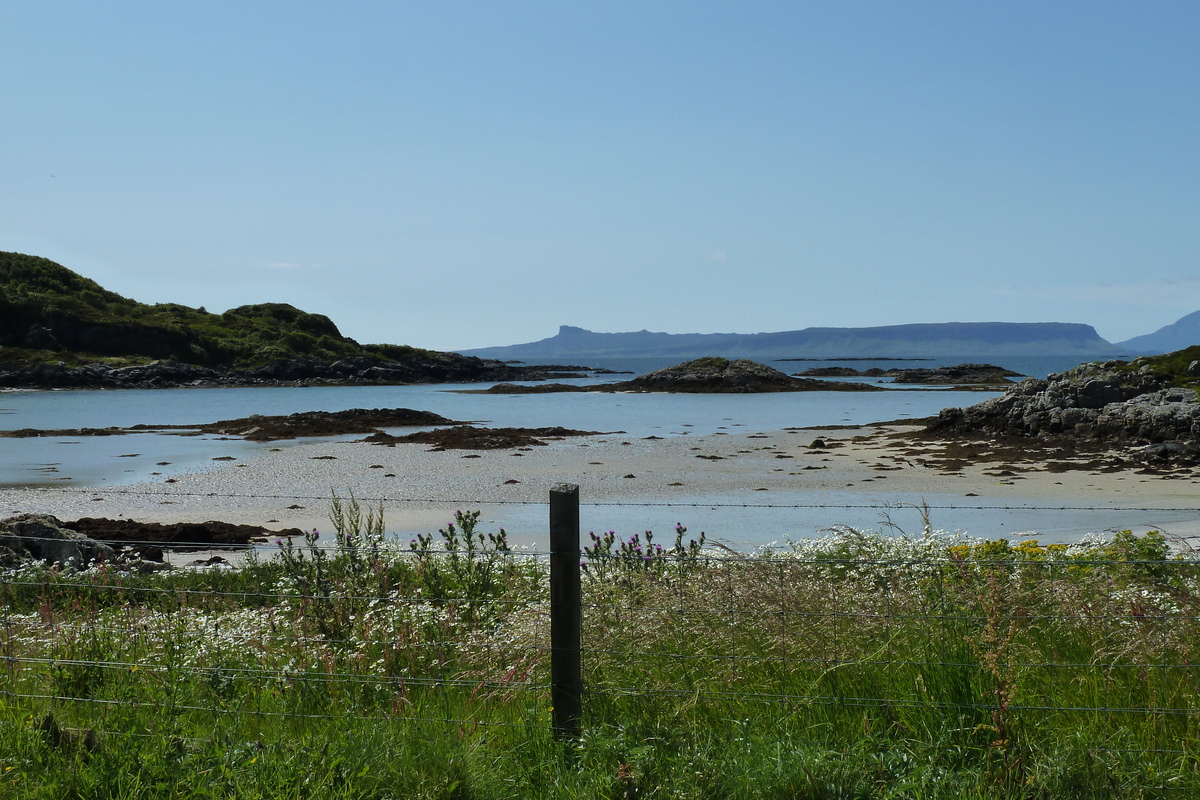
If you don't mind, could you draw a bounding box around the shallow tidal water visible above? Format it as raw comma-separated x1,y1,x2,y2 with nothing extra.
5,352,1183,546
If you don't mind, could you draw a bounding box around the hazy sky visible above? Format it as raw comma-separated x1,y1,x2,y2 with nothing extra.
3,2,1198,351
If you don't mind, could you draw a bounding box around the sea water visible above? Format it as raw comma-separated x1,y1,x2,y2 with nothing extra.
0,352,1122,487
0,379,987,487
5,352,1186,545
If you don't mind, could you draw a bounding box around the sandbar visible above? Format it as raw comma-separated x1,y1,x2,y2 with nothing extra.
3,425,1198,550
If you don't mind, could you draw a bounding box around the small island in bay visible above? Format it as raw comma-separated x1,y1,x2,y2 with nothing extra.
482,356,883,394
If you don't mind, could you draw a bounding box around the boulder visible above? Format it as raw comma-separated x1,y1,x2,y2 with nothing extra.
0,514,116,567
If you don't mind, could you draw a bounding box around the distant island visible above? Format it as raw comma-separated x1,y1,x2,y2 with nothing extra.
462,322,1127,361
0,251,564,388
462,311,1200,361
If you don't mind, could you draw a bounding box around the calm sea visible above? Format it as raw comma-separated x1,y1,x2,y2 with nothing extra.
6,352,1183,545
0,352,1128,488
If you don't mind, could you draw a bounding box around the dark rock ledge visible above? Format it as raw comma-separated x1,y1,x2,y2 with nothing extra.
0,514,299,570
362,425,601,449
797,363,1022,385
0,356,587,390
0,407,463,442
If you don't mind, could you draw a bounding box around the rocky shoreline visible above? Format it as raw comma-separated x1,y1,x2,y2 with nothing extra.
0,356,593,390
0,513,295,571
925,355,1200,465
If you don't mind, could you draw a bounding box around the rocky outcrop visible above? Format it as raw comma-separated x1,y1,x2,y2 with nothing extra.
0,514,303,570
797,363,1021,385
67,517,302,547
191,408,459,441
363,425,600,449
888,364,1023,385
482,382,588,394
0,514,117,568
0,356,565,390
478,358,883,394
927,357,1200,463
621,358,880,393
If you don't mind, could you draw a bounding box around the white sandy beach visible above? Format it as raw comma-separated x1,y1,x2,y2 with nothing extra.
3,425,1199,548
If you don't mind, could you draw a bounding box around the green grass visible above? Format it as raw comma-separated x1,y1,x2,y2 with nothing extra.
3,515,1199,798
1106,345,1200,398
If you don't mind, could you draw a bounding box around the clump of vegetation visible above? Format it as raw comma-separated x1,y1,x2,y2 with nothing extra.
685,356,731,371
1110,344,1200,390
581,523,706,583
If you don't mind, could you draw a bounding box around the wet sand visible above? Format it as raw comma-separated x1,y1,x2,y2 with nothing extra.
3,425,1199,548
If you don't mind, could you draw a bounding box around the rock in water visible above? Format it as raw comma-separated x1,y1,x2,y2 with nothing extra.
623,357,878,393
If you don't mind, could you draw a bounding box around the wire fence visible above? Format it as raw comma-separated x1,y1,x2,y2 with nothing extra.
3,491,1200,792
12,482,1200,512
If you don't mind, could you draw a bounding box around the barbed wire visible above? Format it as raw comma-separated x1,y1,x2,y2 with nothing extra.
7,629,1196,674
0,657,548,691
4,549,1200,582
584,685,1200,718
0,690,541,729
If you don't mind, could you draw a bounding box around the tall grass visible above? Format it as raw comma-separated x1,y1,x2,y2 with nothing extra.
2,508,1198,798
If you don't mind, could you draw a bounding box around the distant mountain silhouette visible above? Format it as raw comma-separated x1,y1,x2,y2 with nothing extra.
461,322,1120,360
1117,311,1200,354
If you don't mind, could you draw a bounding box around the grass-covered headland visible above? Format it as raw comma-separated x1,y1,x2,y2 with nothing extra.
0,252,541,387
0,251,427,368
2,505,1198,799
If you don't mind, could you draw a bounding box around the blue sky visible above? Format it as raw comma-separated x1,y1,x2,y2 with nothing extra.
3,2,1198,350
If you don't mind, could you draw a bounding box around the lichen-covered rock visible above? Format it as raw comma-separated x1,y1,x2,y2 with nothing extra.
928,358,1200,463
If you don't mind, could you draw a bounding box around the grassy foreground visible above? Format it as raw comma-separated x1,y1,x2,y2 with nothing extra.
2,505,1199,799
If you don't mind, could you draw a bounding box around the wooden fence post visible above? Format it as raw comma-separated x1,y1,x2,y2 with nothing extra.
549,483,582,740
